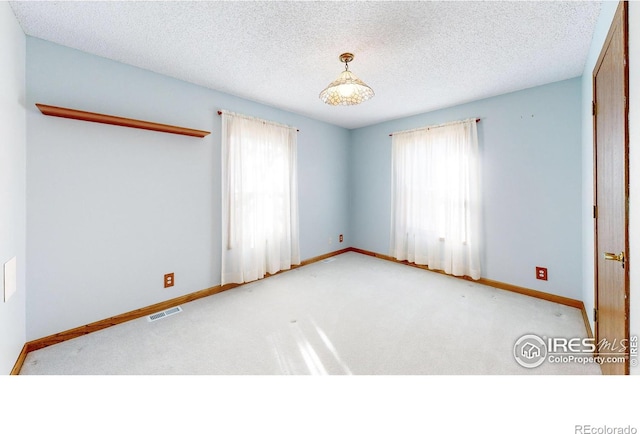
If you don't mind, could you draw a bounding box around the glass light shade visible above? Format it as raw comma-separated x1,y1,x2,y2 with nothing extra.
319,70,374,106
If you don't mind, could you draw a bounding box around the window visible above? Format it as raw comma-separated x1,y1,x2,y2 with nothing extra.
221,111,300,284
390,118,481,279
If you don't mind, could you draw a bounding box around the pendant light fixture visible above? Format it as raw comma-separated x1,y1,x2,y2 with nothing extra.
319,53,374,106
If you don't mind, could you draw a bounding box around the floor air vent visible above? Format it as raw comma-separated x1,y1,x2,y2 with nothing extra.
321,257,336,263
147,306,183,322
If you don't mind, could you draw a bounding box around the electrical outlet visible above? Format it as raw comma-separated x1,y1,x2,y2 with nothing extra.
536,267,547,281
329,237,332,245
164,273,174,288
339,234,343,243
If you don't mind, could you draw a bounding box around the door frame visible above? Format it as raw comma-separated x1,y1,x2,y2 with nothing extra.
592,0,630,375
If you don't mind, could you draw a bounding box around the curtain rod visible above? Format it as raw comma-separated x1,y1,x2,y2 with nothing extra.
217,110,299,132
388,118,480,137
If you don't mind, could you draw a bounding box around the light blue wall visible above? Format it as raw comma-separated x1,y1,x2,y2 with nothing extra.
0,3,27,373
26,37,350,340
350,78,583,299
25,37,589,341
580,0,619,339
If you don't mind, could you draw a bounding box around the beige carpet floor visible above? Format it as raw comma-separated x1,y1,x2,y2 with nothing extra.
20,252,600,375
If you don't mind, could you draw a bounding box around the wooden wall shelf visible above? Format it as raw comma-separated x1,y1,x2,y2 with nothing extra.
35,103,211,138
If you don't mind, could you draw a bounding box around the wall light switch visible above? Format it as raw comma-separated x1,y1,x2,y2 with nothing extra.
4,257,17,303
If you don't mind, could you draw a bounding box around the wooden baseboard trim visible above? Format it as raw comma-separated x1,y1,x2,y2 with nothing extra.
22,247,352,357
477,277,583,309
299,247,351,266
10,344,29,375
18,246,590,367
25,284,230,353
580,301,594,339
349,247,584,310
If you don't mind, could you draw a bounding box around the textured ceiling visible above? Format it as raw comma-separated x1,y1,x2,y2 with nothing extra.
10,1,602,129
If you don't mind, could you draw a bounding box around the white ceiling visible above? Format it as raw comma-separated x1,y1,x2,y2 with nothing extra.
10,1,602,129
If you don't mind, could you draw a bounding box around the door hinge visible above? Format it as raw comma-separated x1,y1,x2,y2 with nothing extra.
592,101,596,116
594,308,598,323
593,205,597,219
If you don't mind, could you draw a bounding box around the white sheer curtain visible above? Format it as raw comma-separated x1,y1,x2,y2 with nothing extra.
390,118,481,280
221,111,300,285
